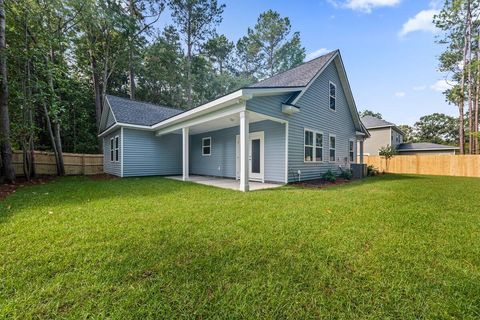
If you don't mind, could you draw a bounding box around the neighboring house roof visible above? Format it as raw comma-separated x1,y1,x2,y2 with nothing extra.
247,50,338,88
397,142,459,151
106,95,183,127
360,116,396,129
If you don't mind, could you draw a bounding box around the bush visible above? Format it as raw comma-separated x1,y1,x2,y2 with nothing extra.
322,169,337,183
339,168,353,180
367,165,379,176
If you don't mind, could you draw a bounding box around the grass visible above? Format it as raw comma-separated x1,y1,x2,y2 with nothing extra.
0,174,479,319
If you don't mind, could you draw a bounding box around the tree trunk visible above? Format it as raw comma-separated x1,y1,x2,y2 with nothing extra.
42,103,62,175
466,0,473,153
128,0,136,100
0,0,14,183
186,9,193,108
53,121,65,176
90,50,102,130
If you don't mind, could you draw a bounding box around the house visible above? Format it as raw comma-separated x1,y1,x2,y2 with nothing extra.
360,115,459,155
360,116,404,155
98,50,369,191
396,142,458,155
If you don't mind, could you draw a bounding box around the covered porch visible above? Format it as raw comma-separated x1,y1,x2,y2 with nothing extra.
166,175,283,191
155,102,288,192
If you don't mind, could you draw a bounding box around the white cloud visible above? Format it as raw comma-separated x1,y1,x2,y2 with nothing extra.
430,79,453,92
328,0,400,13
305,48,330,61
399,9,439,37
413,85,426,91
395,91,406,98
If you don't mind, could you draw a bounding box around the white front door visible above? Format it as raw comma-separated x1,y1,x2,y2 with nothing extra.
236,131,264,182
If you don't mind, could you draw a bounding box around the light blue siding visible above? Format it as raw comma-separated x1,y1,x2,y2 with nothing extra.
123,128,182,177
189,120,285,183
105,108,116,129
247,61,357,182
103,129,121,176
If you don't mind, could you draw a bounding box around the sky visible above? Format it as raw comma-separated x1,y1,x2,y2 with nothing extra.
161,0,454,125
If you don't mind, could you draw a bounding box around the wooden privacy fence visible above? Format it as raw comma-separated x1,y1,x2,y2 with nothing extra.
365,155,480,178
12,151,103,176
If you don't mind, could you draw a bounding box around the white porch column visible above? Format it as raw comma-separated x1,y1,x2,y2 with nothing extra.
239,111,249,192
182,127,189,181
359,139,364,164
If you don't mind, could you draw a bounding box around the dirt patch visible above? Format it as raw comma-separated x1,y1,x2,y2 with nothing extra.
0,176,55,201
291,178,352,189
87,173,118,181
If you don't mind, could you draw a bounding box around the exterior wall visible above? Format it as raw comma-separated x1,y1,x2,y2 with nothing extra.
363,127,391,155
391,128,403,148
189,120,286,183
105,107,116,129
398,149,457,156
122,128,182,177
247,62,358,182
103,129,122,176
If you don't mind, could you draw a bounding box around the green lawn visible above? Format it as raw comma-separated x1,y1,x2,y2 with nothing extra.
1,175,479,319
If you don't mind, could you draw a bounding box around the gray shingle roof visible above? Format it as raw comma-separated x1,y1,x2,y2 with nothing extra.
360,115,396,128
398,142,459,151
247,50,338,88
106,95,183,126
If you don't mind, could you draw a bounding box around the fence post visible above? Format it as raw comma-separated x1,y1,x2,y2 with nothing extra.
82,154,85,175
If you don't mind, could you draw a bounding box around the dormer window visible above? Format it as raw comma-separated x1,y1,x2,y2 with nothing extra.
329,82,336,111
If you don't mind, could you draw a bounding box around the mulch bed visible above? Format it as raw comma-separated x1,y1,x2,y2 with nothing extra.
291,178,352,189
0,176,56,201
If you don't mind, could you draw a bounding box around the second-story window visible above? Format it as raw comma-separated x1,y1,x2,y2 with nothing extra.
329,82,336,111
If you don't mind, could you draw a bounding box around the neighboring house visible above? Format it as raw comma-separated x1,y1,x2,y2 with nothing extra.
360,115,459,155
396,142,458,155
360,116,404,155
98,50,369,191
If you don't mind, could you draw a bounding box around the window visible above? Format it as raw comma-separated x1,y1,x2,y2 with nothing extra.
202,137,211,156
304,129,323,162
329,82,336,111
329,135,336,162
349,140,354,162
315,132,323,161
115,136,119,162
110,138,114,162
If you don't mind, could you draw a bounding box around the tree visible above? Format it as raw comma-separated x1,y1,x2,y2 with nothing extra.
397,124,415,142
236,10,305,79
359,109,382,119
0,0,14,183
414,113,459,145
379,145,397,172
169,0,225,108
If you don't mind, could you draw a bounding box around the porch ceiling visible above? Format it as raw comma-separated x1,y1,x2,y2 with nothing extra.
166,111,282,135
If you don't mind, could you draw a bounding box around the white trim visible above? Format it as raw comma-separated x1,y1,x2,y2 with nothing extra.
329,81,337,112
239,111,249,191
120,127,124,177
329,134,337,162
201,137,212,156
303,128,324,163
284,122,289,184
99,97,118,133
248,110,287,124
98,122,151,137
156,104,245,136
182,127,189,181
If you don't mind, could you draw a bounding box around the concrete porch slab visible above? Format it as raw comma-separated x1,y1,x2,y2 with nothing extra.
166,175,283,191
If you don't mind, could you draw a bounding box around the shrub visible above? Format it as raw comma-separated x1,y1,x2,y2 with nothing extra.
322,169,337,183
339,168,353,180
367,165,379,176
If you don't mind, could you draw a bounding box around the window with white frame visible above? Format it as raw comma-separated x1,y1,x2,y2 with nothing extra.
349,140,354,162
202,137,211,156
115,136,119,162
329,82,336,111
329,135,336,162
110,138,114,162
304,129,323,162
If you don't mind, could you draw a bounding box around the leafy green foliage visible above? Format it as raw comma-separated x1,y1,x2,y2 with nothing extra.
359,109,382,119
322,169,337,182
339,168,353,180
414,113,459,145
379,145,397,160
367,164,379,176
